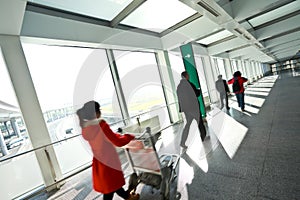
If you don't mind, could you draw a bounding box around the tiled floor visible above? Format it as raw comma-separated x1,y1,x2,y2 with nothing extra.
29,70,300,200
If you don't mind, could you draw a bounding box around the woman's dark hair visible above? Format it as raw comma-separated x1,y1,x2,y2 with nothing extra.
233,71,241,77
76,101,100,127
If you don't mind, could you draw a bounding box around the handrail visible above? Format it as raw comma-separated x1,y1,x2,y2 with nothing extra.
0,132,81,163
108,102,177,126
16,163,92,200
0,102,178,163
18,121,181,199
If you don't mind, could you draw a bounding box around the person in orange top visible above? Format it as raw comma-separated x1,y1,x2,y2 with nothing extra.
76,101,140,200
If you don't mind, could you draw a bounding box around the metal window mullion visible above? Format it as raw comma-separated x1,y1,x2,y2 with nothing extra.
155,51,179,124
106,49,130,125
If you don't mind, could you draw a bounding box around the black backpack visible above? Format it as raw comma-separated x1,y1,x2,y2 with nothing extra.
232,78,241,92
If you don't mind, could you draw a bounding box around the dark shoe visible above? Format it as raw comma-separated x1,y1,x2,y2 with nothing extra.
126,192,140,200
241,109,245,112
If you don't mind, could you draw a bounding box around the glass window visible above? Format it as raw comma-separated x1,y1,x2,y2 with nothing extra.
0,48,44,200
245,61,252,80
236,60,243,74
249,62,255,79
224,59,233,79
216,58,227,80
231,60,238,72
22,43,121,175
241,60,247,77
167,50,185,122
0,48,32,156
194,56,210,105
113,50,168,126
168,51,185,86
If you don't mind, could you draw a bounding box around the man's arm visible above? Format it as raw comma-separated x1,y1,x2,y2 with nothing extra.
223,80,230,92
189,82,201,97
228,78,234,84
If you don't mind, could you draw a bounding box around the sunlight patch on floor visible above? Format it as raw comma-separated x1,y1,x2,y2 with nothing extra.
228,100,259,114
177,158,193,199
184,121,209,173
246,87,271,92
244,90,269,96
244,96,265,107
252,82,275,88
208,108,248,159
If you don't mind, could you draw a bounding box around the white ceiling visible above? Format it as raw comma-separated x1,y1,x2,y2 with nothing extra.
1,0,300,64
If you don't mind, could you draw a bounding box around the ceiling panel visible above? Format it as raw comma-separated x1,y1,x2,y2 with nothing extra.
208,37,247,55
248,1,299,27
255,14,300,41
228,46,257,58
269,40,300,53
273,46,299,55
196,29,233,45
263,31,300,48
222,0,292,22
161,16,220,50
274,48,300,61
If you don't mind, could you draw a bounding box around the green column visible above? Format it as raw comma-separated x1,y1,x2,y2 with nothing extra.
180,43,206,117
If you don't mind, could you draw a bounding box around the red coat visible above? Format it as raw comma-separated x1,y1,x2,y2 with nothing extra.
228,76,248,94
82,119,134,194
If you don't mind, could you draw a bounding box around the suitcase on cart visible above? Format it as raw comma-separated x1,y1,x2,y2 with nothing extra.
123,127,179,200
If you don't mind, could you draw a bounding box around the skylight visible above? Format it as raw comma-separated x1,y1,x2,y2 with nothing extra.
28,0,134,21
120,0,197,33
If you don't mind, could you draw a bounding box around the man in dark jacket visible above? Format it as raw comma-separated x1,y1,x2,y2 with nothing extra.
176,71,207,149
215,74,230,110
228,71,248,111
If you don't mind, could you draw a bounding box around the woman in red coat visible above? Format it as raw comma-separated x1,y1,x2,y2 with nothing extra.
77,101,139,200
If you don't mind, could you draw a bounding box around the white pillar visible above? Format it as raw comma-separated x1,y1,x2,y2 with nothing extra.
10,117,21,138
244,60,251,83
224,58,233,78
0,126,9,156
0,35,63,189
203,56,219,104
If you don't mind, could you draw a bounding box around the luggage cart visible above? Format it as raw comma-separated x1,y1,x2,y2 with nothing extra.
123,127,179,200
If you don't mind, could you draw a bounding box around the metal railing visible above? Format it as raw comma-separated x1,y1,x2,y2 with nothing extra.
2,102,182,199
20,120,181,199
0,102,178,163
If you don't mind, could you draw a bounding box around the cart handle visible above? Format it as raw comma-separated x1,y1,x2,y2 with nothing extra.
135,127,151,139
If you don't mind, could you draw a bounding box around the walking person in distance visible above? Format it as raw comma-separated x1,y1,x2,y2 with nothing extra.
215,74,230,110
228,71,248,112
